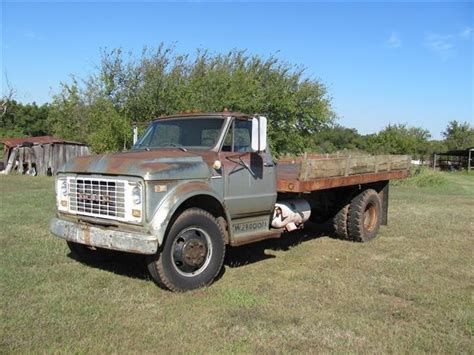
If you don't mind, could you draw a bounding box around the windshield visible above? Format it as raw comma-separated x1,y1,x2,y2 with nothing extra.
133,118,225,150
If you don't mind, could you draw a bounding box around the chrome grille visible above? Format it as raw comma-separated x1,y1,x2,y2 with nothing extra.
69,177,125,219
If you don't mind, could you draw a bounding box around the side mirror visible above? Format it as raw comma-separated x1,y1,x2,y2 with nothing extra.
251,116,267,152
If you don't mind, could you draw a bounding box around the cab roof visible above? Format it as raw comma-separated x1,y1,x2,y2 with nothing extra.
152,111,252,122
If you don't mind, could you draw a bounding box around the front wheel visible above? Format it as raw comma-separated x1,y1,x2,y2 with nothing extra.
146,208,226,292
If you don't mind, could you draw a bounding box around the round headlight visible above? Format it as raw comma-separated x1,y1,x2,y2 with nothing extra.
61,180,68,196
132,186,142,205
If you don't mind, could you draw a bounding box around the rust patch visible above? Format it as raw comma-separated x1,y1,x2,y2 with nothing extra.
197,151,219,168
175,181,210,196
1,135,86,147
60,149,211,179
81,223,91,245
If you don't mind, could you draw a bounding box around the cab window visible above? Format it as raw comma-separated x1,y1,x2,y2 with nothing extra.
222,119,252,152
133,118,224,150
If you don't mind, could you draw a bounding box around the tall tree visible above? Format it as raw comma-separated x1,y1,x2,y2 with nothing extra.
50,45,336,154
361,124,431,159
49,80,89,142
312,124,363,153
442,120,474,150
0,100,51,138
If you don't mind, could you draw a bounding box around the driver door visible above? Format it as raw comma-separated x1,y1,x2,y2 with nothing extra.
219,119,277,218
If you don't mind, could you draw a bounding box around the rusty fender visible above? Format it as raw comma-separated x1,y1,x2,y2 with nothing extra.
149,180,230,246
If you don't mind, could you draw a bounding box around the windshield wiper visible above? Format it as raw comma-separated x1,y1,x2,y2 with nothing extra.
165,143,188,152
133,144,188,152
132,144,150,152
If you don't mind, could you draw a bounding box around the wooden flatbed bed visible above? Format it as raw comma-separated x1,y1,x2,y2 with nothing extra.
276,154,410,193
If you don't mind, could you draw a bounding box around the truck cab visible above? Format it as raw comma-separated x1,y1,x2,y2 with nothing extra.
51,112,280,291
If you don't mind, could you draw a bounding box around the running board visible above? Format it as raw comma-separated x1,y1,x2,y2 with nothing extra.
230,229,284,246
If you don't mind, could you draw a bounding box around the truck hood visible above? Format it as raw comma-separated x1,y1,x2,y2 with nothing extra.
59,149,212,181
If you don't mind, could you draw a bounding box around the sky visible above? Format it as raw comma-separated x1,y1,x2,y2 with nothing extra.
1,1,473,139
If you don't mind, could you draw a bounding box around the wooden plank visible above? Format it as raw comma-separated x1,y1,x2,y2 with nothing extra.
32,145,43,175
298,158,347,179
17,147,25,174
374,155,393,172
51,144,60,174
24,147,34,174
389,155,411,170
44,144,52,175
277,169,409,193
3,147,18,174
2,147,9,168
347,156,376,175
285,154,410,182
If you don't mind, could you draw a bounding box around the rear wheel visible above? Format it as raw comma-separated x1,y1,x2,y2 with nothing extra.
347,189,382,242
332,203,350,239
146,208,225,292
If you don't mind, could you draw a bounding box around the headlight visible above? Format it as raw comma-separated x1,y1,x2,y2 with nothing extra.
132,186,142,205
56,178,69,212
61,180,68,196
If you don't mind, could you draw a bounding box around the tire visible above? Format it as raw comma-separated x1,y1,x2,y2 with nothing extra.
332,203,350,239
146,208,226,292
67,241,110,262
347,189,382,243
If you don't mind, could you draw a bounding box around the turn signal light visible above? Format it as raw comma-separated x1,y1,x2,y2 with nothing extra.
154,184,167,192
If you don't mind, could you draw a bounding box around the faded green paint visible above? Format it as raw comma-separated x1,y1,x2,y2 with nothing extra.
56,145,232,246
148,180,230,245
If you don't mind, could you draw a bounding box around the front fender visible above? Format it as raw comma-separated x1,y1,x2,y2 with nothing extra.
149,180,226,245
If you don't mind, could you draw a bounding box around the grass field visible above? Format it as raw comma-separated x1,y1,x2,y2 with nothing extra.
1,172,473,353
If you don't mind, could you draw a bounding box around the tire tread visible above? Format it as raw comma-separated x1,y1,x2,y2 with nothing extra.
333,204,350,239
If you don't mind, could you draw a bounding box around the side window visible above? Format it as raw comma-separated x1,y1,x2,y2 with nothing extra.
221,120,252,152
234,120,252,152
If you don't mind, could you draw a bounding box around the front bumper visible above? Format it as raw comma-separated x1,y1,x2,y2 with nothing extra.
50,218,158,255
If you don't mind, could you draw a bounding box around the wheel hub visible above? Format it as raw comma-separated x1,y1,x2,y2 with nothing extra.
172,228,211,275
182,239,207,267
363,203,377,231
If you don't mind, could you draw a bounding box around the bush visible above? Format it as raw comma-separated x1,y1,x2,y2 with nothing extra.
393,167,448,187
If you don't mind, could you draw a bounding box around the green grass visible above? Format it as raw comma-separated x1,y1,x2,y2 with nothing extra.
1,173,473,353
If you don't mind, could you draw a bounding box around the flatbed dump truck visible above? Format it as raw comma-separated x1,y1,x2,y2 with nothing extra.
50,112,410,291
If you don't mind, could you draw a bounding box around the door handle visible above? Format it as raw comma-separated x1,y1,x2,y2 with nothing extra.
263,162,274,167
